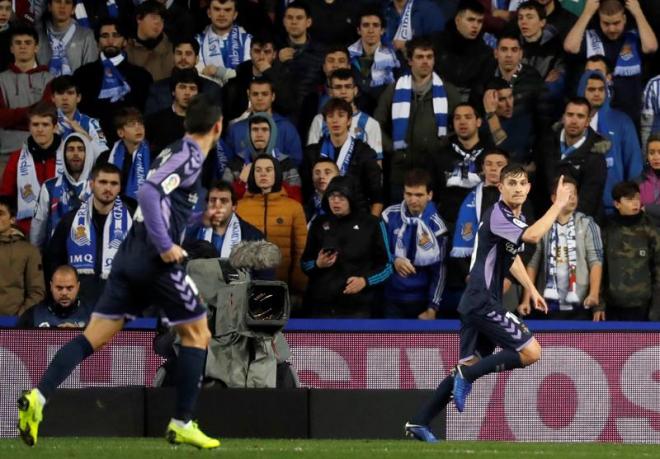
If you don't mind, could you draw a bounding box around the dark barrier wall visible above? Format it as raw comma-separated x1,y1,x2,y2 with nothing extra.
1,322,658,442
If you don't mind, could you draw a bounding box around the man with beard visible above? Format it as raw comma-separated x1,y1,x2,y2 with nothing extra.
145,68,201,154
73,18,152,145
30,133,96,250
18,265,91,328
431,103,492,225
47,162,134,307
185,180,263,258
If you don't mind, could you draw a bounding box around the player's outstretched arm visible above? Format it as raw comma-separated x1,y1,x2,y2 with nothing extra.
510,256,548,314
521,175,571,244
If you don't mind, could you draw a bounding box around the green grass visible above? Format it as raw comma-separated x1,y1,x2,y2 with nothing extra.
0,438,658,459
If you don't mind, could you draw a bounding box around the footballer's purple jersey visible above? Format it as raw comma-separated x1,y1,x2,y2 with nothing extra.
134,137,204,254
458,201,527,313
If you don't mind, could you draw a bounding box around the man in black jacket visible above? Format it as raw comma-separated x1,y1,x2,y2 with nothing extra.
534,97,609,220
303,98,383,216
47,163,135,308
301,175,392,318
73,18,153,145
221,32,295,122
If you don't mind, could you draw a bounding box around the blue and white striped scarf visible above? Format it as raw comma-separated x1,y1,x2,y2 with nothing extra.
98,53,131,102
321,111,369,144
348,40,399,87
198,24,250,70
450,183,484,258
48,23,76,76
586,29,641,77
394,0,414,42
74,0,118,28
47,173,90,239
392,73,448,150
197,212,242,258
394,201,442,266
108,140,150,200
320,135,356,176
67,195,132,279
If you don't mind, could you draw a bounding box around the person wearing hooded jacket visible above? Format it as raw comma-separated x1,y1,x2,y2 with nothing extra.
223,112,302,202
30,132,96,250
301,175,392,318
576,69,642,215
236,154,307,294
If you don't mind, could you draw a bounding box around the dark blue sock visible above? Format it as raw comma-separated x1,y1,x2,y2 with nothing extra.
461,349,523,383
411,373,454,426
37,334,94,400
175,346,206,422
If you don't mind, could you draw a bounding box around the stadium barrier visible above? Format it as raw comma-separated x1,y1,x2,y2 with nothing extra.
0,320,658,442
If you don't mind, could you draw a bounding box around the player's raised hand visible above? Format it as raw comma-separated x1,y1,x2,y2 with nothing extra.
530,288,548,314
160,245,188,264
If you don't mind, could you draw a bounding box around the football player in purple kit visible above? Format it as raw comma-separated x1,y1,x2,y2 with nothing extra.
405,164,572,442
18,94,223,449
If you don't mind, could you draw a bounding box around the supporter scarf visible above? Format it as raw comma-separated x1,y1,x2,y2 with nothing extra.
586,29,641,77
451,183,484,258
560,129,587,159
395,201,442,266
198,24,248,70
48,173,90,238
320,135,356,176
445,142,483,189
348,40,399,87
321,111,370,144
57,109,90,139
108,140,150,199
214,138,229,180
544,216,580,307
98,53,131,102
74,0,118,28
394,0,414,42
16,145,41,220
307,192,325,228
68,196,132,279
391,73,447,150
197,213,241,258
48,22,76,76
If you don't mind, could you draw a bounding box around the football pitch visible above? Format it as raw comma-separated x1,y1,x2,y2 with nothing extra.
0,438,658,458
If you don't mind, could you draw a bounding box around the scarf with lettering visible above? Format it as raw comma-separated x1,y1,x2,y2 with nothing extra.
348,40,399,87
197,212,241,258
108,140,150,199
544,216,580,308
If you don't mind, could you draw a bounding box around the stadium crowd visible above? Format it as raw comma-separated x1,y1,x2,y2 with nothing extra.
0,0,659,326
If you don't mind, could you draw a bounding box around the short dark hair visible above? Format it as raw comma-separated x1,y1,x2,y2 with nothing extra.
599,0,624,15
248,76,275,93
483,148,510,162
285,1,311,17
0,195,16,218
51,75,79,95
612,181,640,201
456,0,486,15
10,24,39,44
357,6,386,28
169,68,201,93
249,114,271,130
500,163,528,181
207,180,237,205
91,162,121,180
551,174,579,194
251,32,276,49
647,133,660,150
453,102,481,118
173,37,200,56
517,1,546,19
321,98,352,119
406,36,434,58
312,157,339,171
28,101,57,124
136,0,167,20
184,94,223,134
485,78,512,92
497,31,521,47
96,18,126,41
52,264,79,282
114,107,143,130
403,169,433,192
565,96,591,114
324,44,350,60
585,54,610,73
329,68,355,84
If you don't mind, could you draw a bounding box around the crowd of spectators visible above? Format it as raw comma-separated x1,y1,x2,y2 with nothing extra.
0,0,659,326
